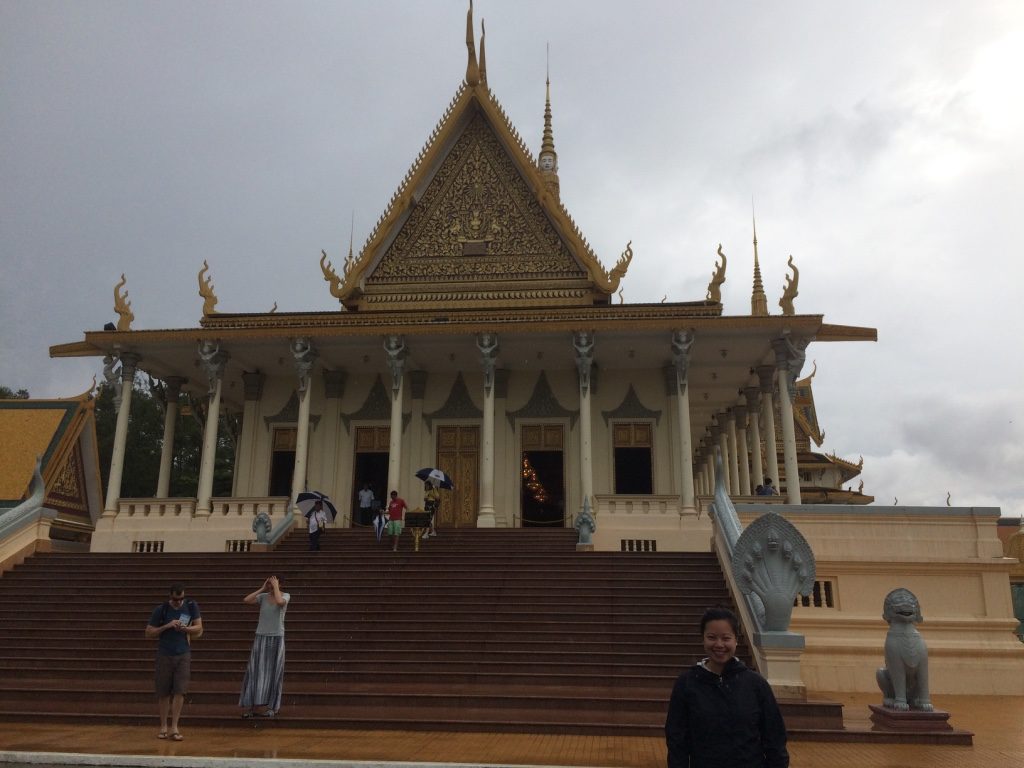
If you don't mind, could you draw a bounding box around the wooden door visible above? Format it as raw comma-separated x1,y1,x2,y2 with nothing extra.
435,425,479,528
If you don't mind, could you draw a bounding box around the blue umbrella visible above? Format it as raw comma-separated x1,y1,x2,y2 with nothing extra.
415,467,454,490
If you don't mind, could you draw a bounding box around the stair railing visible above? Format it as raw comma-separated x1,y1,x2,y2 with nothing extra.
707,449,813,698
0,458,58,573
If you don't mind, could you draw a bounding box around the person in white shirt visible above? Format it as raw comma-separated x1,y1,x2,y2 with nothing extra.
307,501,327,551
357,483,375,527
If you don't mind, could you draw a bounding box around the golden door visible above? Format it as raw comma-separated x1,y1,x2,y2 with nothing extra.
435,425,479,528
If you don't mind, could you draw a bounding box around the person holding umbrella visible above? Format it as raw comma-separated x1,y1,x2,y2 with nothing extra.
306,500,327,551
296,491,337,552
422,481,440,539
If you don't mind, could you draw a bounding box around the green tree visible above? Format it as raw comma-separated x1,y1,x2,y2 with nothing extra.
0,386,30,399
95,377,235,498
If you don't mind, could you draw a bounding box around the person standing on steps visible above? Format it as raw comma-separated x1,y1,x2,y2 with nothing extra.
146,582,203,742
239,575,290,718
357,482,376,527
307,499,328,551
665,606,789,768
422,481,440,539
386,490,408,551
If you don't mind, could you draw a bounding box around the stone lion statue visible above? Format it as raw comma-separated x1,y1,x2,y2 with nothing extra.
876,588,933,711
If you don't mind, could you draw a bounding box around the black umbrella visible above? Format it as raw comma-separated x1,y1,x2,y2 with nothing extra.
415,467,454,490
296,491,338,520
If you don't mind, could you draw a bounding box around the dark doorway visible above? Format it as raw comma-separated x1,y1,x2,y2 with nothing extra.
614,447,653,494
353,452,388,526
521,450,565,527
268,428,296,497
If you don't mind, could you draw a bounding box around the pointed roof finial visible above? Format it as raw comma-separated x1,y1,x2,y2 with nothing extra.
465,0,480,86
479,19,487,85
541,44,556,159
348,211,355,260
751,198,768,316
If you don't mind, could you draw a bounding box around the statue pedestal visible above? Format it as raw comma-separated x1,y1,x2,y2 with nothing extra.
869,704,953,732
576,543,594,552
754,630,806,700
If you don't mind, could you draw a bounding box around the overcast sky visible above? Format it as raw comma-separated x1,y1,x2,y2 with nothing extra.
2,1,1021,517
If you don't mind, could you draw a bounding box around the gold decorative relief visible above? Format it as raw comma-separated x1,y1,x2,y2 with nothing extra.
371,115,585,285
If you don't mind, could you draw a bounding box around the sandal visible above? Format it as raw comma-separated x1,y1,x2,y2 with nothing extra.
157,732,168,740
170,732,184,741
261,710,276,718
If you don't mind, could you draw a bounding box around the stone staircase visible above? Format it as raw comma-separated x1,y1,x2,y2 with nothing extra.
0,527,841,736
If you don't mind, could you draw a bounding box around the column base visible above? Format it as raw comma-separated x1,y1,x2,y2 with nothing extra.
476,506,496,528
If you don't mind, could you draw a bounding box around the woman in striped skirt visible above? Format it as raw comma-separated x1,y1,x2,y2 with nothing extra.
239,575,289,718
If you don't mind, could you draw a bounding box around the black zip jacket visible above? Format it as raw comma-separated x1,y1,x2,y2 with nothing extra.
665,658,789,768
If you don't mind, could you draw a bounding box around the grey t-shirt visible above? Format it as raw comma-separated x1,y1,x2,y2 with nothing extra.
255,592,289,636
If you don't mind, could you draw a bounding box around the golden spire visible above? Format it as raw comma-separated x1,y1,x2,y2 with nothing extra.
465,0,480,86
751,201,768,316
479,19,487,85
538,44,560,197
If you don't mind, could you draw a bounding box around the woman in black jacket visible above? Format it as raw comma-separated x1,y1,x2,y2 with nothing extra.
665,606,789,768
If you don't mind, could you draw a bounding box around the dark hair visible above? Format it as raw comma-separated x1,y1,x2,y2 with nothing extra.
169,582,185,596
700,606,739,635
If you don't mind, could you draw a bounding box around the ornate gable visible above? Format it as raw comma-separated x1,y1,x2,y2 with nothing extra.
369,111,587,302
322,8,632,312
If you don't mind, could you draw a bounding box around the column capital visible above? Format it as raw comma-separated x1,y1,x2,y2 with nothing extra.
755,365,776,393
742,386,761,408
164,376,187,403
241,371,264,401
733,403,748,423
117,352,141,381
321,368,345,399
771,333,811,401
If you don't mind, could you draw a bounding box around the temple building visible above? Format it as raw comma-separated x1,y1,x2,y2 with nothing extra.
50,5,872,554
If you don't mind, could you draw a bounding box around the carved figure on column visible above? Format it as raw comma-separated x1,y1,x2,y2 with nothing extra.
291,338,318,392
383,335,407,398
671,329,695,390
197,340,229,395
102,354,123,408
573,331,595,396
477,333,499,394
773,332,811,401
876,588,933,712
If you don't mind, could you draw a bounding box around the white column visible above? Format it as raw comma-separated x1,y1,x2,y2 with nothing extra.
756,366,781,491
476,334,499,527
155,376,186,498
671,330,697,510
102,352,140,516
714,424,731,494
735,405,751,495
319,370,344,500
195,342,229,516
726,410,741,494
384,336,407,497
289,339,318,510
573,332,596,510
743,387,764,492
772,336,809,504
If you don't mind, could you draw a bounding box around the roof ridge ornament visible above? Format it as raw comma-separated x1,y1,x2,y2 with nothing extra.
479,18,487,85
779,254,799,315
707,244,727,303
113,273,134,331
197,260,219,317
465,0,480,86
